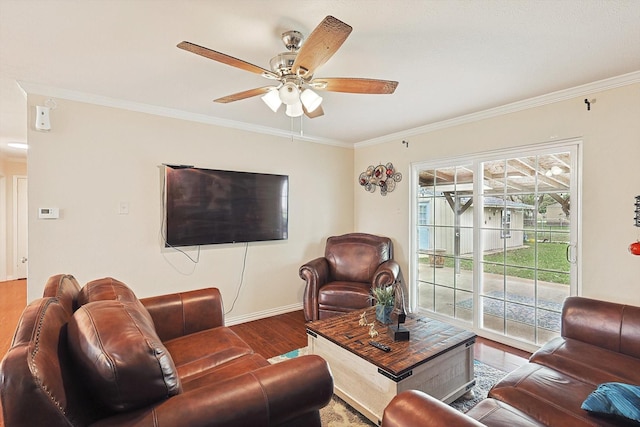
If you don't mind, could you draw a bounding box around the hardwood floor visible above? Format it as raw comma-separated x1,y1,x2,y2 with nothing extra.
0,280,530,373
0,279,27,358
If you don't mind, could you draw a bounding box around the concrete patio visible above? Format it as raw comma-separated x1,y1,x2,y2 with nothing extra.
417,263,570,345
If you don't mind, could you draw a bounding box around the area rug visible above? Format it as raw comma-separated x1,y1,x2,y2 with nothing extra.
269,348,507,426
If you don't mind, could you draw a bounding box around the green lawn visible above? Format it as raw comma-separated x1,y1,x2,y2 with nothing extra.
425,243,570,285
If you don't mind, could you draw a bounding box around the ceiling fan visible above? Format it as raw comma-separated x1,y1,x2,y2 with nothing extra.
177,15,398,119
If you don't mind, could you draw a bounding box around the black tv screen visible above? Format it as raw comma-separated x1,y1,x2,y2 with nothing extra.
164,166,288,246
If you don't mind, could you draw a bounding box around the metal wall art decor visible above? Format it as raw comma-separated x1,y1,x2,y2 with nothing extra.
358,162,402,196
629,195,640,256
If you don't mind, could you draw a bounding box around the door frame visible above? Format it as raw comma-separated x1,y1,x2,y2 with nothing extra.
13,175,27,279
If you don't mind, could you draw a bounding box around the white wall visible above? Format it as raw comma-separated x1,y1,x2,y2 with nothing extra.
26,96,354,321
0,157,27,280
354,83,640,306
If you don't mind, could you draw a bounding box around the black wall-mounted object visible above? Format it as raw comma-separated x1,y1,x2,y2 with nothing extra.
164,166,288,247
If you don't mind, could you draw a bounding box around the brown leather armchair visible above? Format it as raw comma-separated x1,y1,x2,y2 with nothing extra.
300,233,401,321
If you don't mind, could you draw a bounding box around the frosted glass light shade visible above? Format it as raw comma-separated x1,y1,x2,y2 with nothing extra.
261,89,282,112
285,102,303,117
279,82,300,105
300,89,323,113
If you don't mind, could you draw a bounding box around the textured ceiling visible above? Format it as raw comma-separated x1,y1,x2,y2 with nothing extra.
1,0,639,159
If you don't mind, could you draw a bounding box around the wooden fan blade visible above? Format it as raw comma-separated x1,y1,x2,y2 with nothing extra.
214,86,274,104
178,41,277,78
310,78,398,94
304,104,324,119
292,16,352,78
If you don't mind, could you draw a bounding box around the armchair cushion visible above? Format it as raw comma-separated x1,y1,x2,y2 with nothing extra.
68,300,182,413
317,281,371,310
326,234,392,282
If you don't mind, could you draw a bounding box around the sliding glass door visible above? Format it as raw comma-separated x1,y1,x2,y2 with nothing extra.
413,142,579,348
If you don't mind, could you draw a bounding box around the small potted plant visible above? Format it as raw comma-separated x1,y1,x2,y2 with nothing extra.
372,285,395,324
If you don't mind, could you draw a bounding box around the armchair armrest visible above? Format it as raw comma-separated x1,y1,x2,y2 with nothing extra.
300,257,330,321
382,390,485,427
91,355,333,427
372,259,400,287
140,288,224,342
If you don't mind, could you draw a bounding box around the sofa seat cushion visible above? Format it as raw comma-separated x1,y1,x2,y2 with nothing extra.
318,281,371,310
163,327,255,381
531,337,640,385
489,363,624,427
466,398,544,427
180,353,270,391
68,300,181,413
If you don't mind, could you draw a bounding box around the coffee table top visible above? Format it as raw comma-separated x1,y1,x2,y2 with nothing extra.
307,307,476,378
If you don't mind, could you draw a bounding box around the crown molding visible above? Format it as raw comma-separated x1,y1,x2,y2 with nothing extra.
17,70,640,151
355,70,640,148
16,82,351,148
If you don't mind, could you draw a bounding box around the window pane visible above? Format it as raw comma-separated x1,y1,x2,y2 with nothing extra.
455,290,473,323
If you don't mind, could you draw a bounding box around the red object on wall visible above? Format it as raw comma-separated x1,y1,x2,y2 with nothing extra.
630,241,640,256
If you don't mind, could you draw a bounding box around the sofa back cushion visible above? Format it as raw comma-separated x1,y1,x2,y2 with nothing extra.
325,233,393,282
68,300,182,413
563,296,640,359
78,277,139,305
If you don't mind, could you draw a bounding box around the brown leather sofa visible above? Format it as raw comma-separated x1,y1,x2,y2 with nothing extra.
1,274,334,427
300,233,401,321
382,296,640,427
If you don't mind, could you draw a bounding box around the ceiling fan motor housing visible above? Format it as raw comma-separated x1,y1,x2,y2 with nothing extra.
269,52,297,75
282,30,304,51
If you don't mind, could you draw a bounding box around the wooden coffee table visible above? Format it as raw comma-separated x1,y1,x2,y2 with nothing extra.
307,307,476,425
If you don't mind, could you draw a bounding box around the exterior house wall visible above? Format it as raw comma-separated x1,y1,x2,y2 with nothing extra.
420,198,526,255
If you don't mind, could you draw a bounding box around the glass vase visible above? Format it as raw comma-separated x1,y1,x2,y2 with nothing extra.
376,304,394,324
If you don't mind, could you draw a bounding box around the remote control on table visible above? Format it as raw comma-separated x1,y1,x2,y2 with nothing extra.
369,340,391,352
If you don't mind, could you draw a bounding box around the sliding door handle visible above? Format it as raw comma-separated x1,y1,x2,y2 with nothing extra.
566,244,577,264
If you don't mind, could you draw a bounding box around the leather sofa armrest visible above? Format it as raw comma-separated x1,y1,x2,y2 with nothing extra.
90,355,333,427
372,259,400,287
300,257,330,321
140,288,224,342
382,390,486,427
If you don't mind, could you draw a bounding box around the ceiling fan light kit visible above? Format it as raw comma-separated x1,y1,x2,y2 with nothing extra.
261,89,282,112
285,102,304,118
300,89,322,113
279,81,300,105
177,15,398,120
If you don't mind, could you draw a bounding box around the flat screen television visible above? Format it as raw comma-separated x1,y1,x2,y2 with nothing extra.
164,166,288,246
